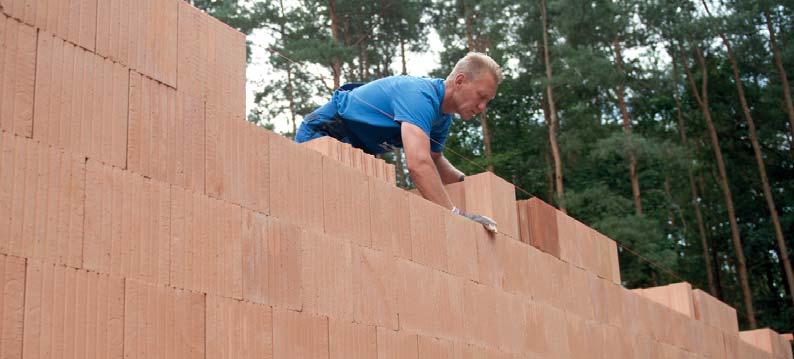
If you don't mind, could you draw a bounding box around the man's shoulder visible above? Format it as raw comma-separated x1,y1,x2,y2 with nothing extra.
369,75,441,89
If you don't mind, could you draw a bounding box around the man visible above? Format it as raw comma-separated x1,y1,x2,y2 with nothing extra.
295,52,502,231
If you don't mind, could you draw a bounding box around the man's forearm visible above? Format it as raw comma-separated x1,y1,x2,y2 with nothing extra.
433,154,465,184
410,160,454,210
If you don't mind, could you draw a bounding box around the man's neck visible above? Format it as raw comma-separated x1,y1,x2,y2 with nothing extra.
441,78,455,115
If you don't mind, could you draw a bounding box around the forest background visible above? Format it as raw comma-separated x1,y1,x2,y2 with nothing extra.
185,0,793,333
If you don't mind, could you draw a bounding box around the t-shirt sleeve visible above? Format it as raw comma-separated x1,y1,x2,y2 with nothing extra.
391,89,436,138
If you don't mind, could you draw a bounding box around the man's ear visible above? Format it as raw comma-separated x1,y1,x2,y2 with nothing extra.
454,73,466,86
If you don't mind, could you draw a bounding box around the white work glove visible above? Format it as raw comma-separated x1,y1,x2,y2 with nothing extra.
452,207,498,233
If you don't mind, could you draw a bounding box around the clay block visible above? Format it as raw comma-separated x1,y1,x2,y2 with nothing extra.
369,179,411,258
635,282,695,318
565,313,591,359
302,231,353,321
517,198,559,256
170,187,242,298
556,210,605,275
394,258,464,339
23,260,124,359
338,142,352,166
591,229,620,282
352,244,398,329
96,0,177,86
2,0,97,51
463,280,525,353
323,157,371,246
562,265,594,320
177,1,210,100
692,288,739,334
740,328,788,356
408,193,448,271
446,213,479,282
124,279,205,359
377,328,418,359
241,211,302,309
524,300,569,358
302,136,341,161
476,229,536,297
385,163,396,185
127,71,177,183
0,14,36,137
445,181,467,211
463,172,520,239
329,319,376,359
206,120,270,214
173,91,206,193
0,254,25,358
269,133,324,232
34,31,128,167
273,308,329,359
417,335,454,359
701,322,727,359
586,271,609,324
178,1,245,123
0,133,85,267
351,147,363,172
84,160,170,284
206,295,272,359
531,251,567,309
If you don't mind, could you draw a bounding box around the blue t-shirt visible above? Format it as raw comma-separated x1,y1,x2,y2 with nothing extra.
334,76,453,154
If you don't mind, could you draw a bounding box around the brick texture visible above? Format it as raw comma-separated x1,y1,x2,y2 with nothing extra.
0,13,36,137
84,160,170,284
0,133,85,267
1,0,96,51
206,295,273,359
463,172,519,240
96,0,177,86
23,260,124,359
0,254,24,359
273,308,328,359
34,31,128,168
242,211,302,309
323,157,371,246
124,280,205,359
408,194,448,271
171,187,243,298
269,134,324,232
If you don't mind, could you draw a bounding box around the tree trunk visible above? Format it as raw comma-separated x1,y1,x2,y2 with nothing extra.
701,0,794,311
462,1,494,172
672,53,718,297
481,109,494,172
542,94,555,202
721,25,794,312
278,0,297,135
541,0,565,213
680,43,757,328
613,37,642,216
765,10,794,157
400,35,407,75
328,0,341,88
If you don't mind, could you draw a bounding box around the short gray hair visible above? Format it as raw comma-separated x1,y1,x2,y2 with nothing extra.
446,52,503,84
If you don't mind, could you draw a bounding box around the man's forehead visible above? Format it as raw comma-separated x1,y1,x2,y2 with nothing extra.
475,75,498,97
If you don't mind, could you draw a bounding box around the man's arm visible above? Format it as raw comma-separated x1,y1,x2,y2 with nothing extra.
431,152,465,184
401,122,454,209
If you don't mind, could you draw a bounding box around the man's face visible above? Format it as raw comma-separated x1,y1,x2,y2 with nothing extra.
453,72,498,120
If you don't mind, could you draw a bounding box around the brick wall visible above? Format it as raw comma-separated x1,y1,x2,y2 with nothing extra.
0,1,791,358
